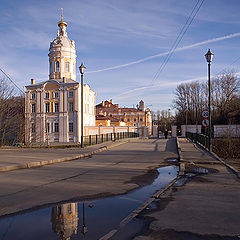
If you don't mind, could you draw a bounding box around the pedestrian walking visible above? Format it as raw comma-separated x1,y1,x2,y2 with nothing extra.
164,129,168,139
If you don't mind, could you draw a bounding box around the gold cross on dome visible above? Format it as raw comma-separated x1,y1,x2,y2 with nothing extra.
61,8,63,21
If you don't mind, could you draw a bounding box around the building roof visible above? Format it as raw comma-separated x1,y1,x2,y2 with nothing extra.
25,78,78,89
96,115,120,122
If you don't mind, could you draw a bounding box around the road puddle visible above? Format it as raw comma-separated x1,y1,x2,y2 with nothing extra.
166,158,179,163
0,165,178,240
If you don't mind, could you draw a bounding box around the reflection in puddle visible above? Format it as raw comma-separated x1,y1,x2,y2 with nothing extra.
52,203,79,239
0,166,179,240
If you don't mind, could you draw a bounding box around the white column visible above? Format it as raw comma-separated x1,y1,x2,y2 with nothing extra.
73,87,78,142
181,125,186,137
152,126,158,138
59,87,64,142
41,89,45,143
60,56,65,79
172,125,177,137
64,88,69,142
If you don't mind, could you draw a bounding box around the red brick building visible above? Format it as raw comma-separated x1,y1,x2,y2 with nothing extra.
96,100,152,132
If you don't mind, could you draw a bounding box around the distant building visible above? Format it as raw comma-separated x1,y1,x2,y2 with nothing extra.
25,12,96,144
96,99,152,132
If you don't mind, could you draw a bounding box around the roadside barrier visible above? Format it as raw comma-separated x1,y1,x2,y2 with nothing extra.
186,132,209,149
82,132,139,147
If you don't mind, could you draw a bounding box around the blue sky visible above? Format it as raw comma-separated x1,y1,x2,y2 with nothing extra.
1,0,240,112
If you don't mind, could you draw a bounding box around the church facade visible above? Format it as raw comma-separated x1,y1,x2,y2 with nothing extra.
25,12,96,144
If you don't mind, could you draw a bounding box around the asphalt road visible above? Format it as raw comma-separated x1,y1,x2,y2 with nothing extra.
0,138,178,217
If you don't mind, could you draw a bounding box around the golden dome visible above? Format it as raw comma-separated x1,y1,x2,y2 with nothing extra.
58,20,67,27
58,8,67,27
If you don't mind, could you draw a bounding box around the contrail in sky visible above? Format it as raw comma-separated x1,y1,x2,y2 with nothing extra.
113,71,240,100
87,32,240,74
113,76,206,99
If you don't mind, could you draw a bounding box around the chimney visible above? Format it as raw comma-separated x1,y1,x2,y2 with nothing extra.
110,99,112,104
31,79,35,85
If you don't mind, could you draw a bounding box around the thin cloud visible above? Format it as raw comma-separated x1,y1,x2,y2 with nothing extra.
113,70,240,100
113,76,206,100
87,32,240,74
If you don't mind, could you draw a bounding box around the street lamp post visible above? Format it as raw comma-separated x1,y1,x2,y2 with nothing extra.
205,49,214,151
79,63,86,148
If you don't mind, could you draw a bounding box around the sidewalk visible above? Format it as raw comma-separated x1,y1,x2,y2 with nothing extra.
134,137,240,239
0,139,131,172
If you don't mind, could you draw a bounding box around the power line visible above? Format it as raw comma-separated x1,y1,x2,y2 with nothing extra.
0,68,25,94
152,0,205,83
229,56,240,66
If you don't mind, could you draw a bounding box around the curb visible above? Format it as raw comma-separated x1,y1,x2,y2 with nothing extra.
99,175,180,240
209,150,240,178
0,140,129,173
186,137,240,179
176,137,185,175
176,137,184,162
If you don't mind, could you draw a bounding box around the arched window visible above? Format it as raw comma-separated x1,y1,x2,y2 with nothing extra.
65,62,69,72
56,61,60,72
50,62,52,73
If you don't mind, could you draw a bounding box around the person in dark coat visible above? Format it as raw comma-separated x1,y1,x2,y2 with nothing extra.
164,129,168,139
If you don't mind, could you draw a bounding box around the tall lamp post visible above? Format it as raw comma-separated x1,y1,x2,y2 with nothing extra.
79,63,86,148
205,49,214,151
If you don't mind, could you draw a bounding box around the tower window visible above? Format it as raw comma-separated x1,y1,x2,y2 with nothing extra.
65,62,70,72
45,103,50,112
54,92,59,98
31,93,36,100
69,91,73,98
56,61,60,72
45,92,49,99
69,102,73,112
31,104,36,113
54,103,59,112
50,62,52,73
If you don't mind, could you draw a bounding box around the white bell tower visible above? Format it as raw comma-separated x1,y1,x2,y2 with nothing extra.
48,9,77,81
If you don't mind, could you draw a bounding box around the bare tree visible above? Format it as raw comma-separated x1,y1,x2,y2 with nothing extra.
173,71,240,126
0,77,25,146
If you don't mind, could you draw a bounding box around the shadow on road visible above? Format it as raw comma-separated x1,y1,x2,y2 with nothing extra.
165,138,178,154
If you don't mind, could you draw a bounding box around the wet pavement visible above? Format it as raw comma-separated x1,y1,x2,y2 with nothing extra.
133,138,240,240
0,166,179,240
0,138,178,217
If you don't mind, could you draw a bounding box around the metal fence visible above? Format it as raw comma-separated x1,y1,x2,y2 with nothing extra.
82,132,139,147
186,132,209,149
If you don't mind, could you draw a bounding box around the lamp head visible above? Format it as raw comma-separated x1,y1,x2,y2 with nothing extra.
205,49,214,63
79,63,86,74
